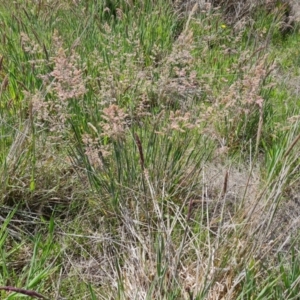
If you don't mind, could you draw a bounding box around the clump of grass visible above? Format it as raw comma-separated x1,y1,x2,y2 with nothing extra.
1,0,300,299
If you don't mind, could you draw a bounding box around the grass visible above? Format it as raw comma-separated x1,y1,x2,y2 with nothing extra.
1,0,300,299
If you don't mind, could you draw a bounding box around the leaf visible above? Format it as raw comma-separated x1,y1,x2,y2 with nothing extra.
30,180,35,191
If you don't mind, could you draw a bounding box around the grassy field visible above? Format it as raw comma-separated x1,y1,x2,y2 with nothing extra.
1,0,300,299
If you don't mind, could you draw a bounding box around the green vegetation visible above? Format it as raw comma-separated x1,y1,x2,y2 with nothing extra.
1,0,300,298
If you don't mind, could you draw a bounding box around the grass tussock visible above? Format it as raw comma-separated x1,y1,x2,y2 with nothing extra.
1,0,300,299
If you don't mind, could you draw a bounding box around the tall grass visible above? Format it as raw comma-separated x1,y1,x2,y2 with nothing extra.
1,0,300,299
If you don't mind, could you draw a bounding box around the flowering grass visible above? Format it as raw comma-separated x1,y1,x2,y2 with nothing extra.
1,0,300,299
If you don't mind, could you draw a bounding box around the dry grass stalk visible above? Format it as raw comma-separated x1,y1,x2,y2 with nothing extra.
6,119,31,165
